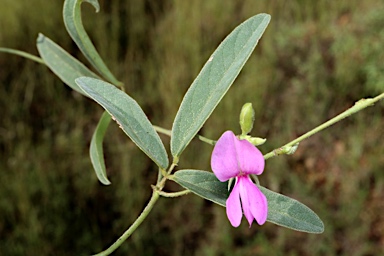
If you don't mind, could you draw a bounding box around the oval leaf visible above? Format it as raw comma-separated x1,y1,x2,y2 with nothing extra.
258,186,324,233
76,77,169,169
36,33,99,96
90,111,112,185
171,14,271,158
63,0,121,85
172,169,324,233
171,169,228,206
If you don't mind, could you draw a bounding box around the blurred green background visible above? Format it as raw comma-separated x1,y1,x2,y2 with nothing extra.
1,0,384,255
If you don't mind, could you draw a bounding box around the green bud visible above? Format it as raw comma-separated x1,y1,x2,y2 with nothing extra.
248,137,267,146
238,135,267,146
239,103,255,135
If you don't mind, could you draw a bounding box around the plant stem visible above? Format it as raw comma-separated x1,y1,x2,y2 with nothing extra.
197,135,216,145
93,156,187,255
0,47,45,64
157,189,191,198
264,93,384,160
153,125,172,136
167,162,178,175
92,190,160,256
153,125,216,145
94,163,191,255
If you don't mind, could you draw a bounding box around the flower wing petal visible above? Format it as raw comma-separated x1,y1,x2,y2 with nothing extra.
245,177,268,225
211,131,241,181
234,138,265,175
226,178,242,227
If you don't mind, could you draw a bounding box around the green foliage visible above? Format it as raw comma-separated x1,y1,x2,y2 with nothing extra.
171,170,229,206
63,0,120,85
1,0,384,255
36,33,99,96
90,111,111,185
171,14,270,159
76,77,169,170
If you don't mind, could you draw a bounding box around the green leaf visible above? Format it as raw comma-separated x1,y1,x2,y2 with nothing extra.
36,33,99,96
90,111,112,185
258,186,324,234
171,169,228,206
63,0,121,85
171,14,271,159
76,77,169,169
172,170,324,233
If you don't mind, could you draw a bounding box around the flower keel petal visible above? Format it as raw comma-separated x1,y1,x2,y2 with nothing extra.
238,176,254,226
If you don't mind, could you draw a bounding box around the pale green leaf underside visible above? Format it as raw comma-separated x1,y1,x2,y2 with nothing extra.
36,33,99,96
172,170,324,234
76,77,169,169
63,0,120,85
171,14,271,158
90,111,112,185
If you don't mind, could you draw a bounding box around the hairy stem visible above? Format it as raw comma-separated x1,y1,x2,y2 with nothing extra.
157,189,191,198
264,93,384,160
153,125,172,136
153,125,216,145
92,190,160,256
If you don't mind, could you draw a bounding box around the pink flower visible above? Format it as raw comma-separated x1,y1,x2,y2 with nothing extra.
211,131,268,227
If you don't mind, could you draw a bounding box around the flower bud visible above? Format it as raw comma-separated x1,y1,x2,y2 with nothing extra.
239,103,255,135
238,135,267,146
248,137,267,146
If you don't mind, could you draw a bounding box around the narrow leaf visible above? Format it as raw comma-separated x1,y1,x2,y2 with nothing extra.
90,111,112,185
76,77,169,169
171,14,271,158
36,33,99,96
63,0,121,85
172,170,324,233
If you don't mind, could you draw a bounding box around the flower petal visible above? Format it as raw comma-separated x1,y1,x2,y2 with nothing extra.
234,137,265,175
238,176,253,226
226,178,242,227
242,176,268,225
249,187,268,225
211,131,241,181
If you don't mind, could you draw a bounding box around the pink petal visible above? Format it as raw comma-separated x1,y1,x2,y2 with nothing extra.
241,176,268,226
234,137,265,175
238,176,254,226
226,178,242,227
211,131,241,181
